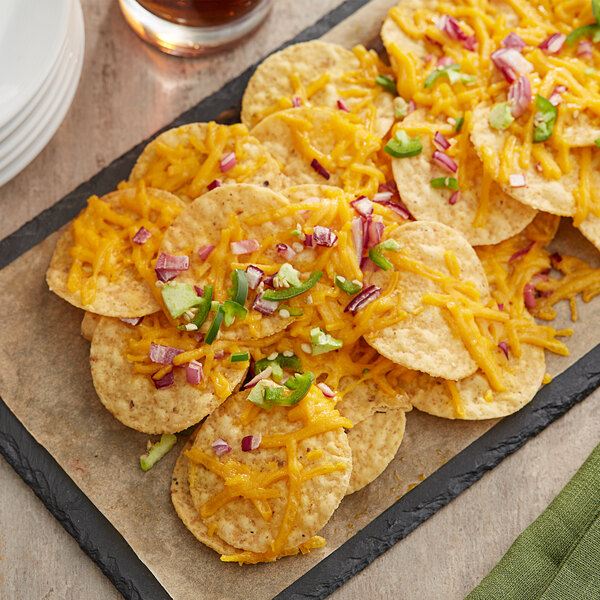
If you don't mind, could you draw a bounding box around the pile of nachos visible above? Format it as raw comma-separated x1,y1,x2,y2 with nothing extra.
46,0,600,564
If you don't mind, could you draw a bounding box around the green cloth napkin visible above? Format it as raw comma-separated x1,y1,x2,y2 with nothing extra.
466,443,600,600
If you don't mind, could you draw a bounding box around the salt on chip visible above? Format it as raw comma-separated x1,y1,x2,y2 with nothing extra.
391,111,536,246
187,388,352,554
365,221,490,380
46,187,184,318
241,40,394,138
128,122,286,203
90,317,246,434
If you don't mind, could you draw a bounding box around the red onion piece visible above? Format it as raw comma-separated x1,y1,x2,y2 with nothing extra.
539,33,566,54
549,85,567,107
194,285,204,297
207,179,222,191
550,252,562,267
244,366,273,389
373,191,392,203
186,360,204,385
276,243,297,262
220,151,237,173
132,226,151,245
344,285,382,314
310,158,330,180
498,341,509,358
317,382,336,397
523,283,536,309
213,350,227,360
425,53,435,63
246,265,264,290
360,256,380,272
501,32,526,52
432,150,458,173
155,252,190,282
197,245,215,261
262,274,276,288
120,317,143,326
491,48,533,83
351,217,364,264
508,75,532,118
337,99,350,112
433,130,451,150
437,56,455,67
366,220,384,249
230,239,260,255
407,100,416,114
436,14,468,42
149,342,185,365
292,95,302,107
509,173,527,188
192,332,205,343
351,196,374,217
154,371,174,390
252,293,278,315
509,241,534,262
425,35,441,47
462,35,477,51
578,40,594,59
531,273,550,286
498,303,504,311
303,233,315,248
242,434,262,452
449,191,460,205
313,225,338,247
211,438,232,456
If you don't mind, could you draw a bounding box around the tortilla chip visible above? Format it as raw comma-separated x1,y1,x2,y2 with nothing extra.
391,111,537,245
242,40,394,138
187,388,351,554
81,311,100,342
90,317,246,434
282,183,346,204
365,221,490,380
129,122,286,203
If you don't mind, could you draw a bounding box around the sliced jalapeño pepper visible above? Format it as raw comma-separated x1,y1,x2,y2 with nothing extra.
384,130,423,158
262,271,322,301
368,239,401,271
230,269,248,306
189,285,213,330
204,304,224,344
533,95,557,143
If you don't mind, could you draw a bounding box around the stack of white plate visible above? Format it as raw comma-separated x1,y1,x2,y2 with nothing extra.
0,0,84,187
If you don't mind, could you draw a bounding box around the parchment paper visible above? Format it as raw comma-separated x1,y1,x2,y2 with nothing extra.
1,2,600,598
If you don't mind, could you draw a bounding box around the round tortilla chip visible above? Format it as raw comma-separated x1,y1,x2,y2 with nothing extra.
242,40,394,138
90,317,246,434
46,188,184,318
129,123,286,203
81,311,100,342
159,183,296,340
345,410,407,495
187,388,352,554
364,221,490,380
402,340,545,419
391,111,536,245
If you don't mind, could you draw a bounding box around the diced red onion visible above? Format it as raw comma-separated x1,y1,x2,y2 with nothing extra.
360,256,380,272
132,226,151,245
220,151,237,173
523,283,536,309
197,245,215,261
407,100,416,114
366,220,384,249
578,40,594,59
242,434,262,452
425,35,441,47
313,225,338,247
508,75,532,118
263,273,276,288
498,303,504,311
344,285,382,314
501,32,526,52
436,14,468,42
498,341,509,359
373,191,393,203
186,360,203,385
310,158,330,180
351,196,374,217
425,53,435,63
509,173,527,188
192,332,205,343
244,366,273,389
432,150,458,173
437,56,455,67
154,371,174,390
277,243,297,262
211,438,231,456
213,350,227,360
549,85,568,107
246,265,264,290
194,285,204,296
292,95,302,107
317,382,336,397
539,33,566,55
351,217,364,264
207,179,222,191
120,317,143,326
252,293,278,315
303,233,315,248
337,99,350,112
433,130,451,151
463,35,477,51
491,48,533,83
155,252,190,282
373,198,412,220
230,239,260,255
550,252,562,266
149,342,185,365
449,191,460,205
379,181,397,194
531,273,550,286
509,241,534,262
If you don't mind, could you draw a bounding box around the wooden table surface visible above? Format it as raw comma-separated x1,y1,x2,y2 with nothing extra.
0,1,598,598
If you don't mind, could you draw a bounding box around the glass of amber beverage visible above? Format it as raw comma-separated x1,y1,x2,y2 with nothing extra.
119,0,273,57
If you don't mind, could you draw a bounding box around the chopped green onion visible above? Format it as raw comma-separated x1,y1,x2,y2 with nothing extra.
595,138,600,148
384,130,423,158
430,177,459,190
565,24,600,45
455,116,465,132
161,283,203,318
334,274,362,295
262,271,322,301
368,239,401,271
229,269,248,306
533,95,557,143
488,102,514,130
187,285,213,330
205,305,224,344
310,327,343,356
230,352,249,362
275,263,302,288
594,0,600,24
254,353,303,383
290,229,302,237
394,97,409,120
375,74,397,95
222,299,248,327
424,64,475,89
210,300,220,311
278,304,304,316
140,434,177,471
